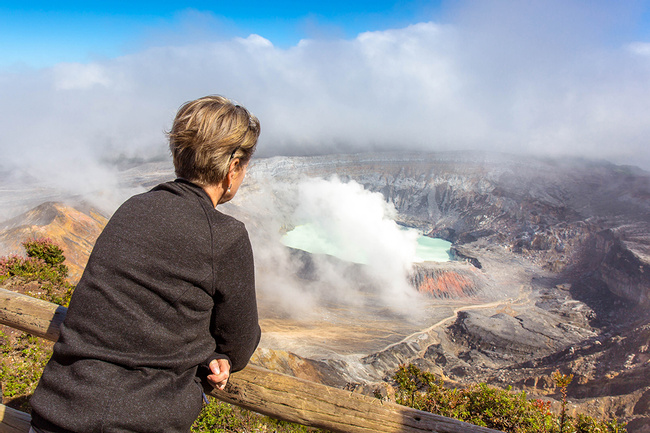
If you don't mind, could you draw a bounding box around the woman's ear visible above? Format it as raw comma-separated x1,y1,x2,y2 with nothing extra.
216,158,247,205
224,158,241,189
230,158,247,178
231,158,240,171
228,157,238,175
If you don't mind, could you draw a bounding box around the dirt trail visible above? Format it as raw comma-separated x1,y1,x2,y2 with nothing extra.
378,284,532,355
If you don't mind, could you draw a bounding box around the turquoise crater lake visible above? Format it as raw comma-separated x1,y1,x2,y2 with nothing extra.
281,224,451,264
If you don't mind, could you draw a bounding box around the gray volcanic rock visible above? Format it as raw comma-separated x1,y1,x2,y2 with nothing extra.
248,152,650,309
448,308,594,363
597,227,650,306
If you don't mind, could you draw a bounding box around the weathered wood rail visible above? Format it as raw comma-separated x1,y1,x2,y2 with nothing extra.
0,287,501,433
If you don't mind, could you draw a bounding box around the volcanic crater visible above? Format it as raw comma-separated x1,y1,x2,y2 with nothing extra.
1,151,649,430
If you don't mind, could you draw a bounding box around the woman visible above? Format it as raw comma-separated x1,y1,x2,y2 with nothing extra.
30,95,262,433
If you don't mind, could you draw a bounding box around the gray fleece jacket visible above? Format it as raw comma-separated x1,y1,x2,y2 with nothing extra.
30,179,261,433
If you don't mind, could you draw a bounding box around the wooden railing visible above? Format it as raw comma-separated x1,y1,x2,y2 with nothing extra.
0,288,501,433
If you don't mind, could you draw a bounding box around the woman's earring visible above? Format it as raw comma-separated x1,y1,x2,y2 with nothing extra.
227,185,232,192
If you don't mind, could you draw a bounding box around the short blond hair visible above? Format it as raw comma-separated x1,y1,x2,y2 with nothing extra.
168,95,260,185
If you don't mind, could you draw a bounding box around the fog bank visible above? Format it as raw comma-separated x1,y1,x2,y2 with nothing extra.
1,0,649,202
230,176,425,318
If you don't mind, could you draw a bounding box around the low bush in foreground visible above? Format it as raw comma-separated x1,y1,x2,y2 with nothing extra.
393,364,626,433
1,238,73,411
192,398,323,433
0,238,73,306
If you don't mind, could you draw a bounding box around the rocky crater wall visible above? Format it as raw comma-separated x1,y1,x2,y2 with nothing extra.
251,152,650,310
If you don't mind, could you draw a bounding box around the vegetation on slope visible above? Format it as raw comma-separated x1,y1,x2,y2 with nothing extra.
0,237,73,306
393,364,627,433
1,238,73,411
192,399,322,433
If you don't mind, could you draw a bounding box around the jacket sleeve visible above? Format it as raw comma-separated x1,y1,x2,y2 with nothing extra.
208,224,261,373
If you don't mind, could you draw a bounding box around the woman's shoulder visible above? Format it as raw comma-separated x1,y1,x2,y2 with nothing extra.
211,208,248,236
119,180,205,209
105,180,208,229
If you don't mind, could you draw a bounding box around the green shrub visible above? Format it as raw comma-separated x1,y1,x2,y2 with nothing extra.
192,397,322,433
573,413,628,433
392,364,626,433
552,369,574,432
0,238,73,306
0,332,50,401
23,237,65,263
1,238,73,410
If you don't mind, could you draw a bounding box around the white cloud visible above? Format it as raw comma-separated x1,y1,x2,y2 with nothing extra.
1,0,650,199
628,42,650,56
53,63,112,90
235,34,274,49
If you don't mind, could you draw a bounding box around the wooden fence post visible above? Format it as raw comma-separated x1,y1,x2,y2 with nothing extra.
0,404,30,433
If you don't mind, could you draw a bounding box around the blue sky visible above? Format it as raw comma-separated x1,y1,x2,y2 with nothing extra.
8,1,649,69
1,1,446,68
1,0,650,195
